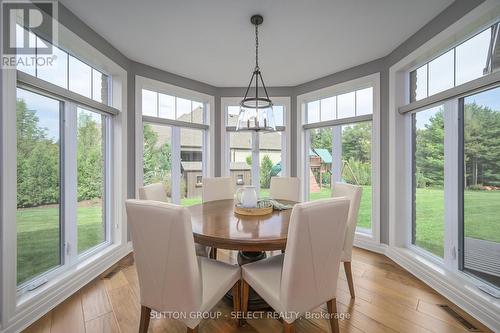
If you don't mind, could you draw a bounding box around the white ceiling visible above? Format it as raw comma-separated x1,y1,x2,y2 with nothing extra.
60,0,454,87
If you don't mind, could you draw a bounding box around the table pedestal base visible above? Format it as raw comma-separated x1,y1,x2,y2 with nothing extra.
224,251,271,311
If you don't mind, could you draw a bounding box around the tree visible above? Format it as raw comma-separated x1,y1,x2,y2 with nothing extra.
16,99,60,208
342,123,371,163
77,112,103,201
142,124,172,187
415,110,444,187
260,155,274,189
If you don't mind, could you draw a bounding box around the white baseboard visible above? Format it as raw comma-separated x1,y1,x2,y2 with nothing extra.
2,243,133,333
384,246,500,332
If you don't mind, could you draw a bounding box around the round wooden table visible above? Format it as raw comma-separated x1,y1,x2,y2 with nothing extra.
188,199,295,309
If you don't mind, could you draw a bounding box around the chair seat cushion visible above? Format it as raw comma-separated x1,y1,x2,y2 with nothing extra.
198,257,240,313
242,254,284,313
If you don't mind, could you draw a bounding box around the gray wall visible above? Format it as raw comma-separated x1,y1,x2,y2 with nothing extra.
46,0,487,244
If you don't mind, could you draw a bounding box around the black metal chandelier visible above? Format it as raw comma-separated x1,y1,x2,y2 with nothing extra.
236,14,276,132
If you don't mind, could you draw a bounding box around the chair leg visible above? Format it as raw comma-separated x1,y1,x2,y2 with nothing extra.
187,326,198,333
327,299,340,333
210,247,218,259
283,321,295,333
241,280,250,325
344,261,355,298
232,280,241,326
139,306,151,333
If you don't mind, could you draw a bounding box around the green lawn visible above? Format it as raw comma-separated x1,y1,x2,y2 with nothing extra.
16,188,500,285
17,203,104,285
415,188,500,257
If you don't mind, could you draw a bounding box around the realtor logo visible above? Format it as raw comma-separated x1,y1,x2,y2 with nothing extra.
2,0,57,68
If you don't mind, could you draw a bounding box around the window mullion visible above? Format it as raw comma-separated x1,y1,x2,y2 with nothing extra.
171,127,181,204
252,131,260,194
332,126,342,183
64,101,78,264
443,99,460,270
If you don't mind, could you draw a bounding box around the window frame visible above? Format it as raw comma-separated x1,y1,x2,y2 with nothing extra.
135,76,215,202
220,97,291,195
297,73,380,243
14,81,114,295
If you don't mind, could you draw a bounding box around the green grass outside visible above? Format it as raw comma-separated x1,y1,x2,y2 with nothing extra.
16,188,500,285
415,188,500,257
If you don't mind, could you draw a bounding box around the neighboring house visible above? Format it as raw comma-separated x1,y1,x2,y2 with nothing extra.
181,161,251,198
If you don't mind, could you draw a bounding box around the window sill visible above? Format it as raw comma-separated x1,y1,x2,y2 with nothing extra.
385,246,500,331
6,242,132,333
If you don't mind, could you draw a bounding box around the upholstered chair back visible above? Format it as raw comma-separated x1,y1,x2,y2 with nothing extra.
269,177,300,202
202,177,235,202
125,200,201,313
138,183,168,202
280,198,350,314
331,182,362,262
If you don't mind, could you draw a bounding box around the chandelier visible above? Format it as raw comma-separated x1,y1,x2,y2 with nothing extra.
236,15,276,132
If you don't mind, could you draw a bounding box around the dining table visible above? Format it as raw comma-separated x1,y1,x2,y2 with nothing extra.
188,198,296,310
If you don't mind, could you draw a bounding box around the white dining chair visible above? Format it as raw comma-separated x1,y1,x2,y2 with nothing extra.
202,177,235,202
241,198,350,333
332,182,362,298
269,177,301,202
138,182,208,257
202,177,235,259
126,200,241,333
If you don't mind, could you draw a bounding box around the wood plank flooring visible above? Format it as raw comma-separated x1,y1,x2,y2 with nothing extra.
22,248,492,333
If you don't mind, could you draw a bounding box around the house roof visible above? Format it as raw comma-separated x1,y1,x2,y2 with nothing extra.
314,148,332,163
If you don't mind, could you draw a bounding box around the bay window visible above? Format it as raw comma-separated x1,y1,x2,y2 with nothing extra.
221,98,289,197
137,78,213,206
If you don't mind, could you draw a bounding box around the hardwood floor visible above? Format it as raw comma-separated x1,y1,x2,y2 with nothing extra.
22,248,492,333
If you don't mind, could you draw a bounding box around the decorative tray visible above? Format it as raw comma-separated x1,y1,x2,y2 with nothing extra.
234,202,273,216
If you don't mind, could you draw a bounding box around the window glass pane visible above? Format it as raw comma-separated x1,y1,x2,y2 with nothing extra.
176,97,192,122
16,88,61,285
410,65,428,102
142,89,157,117
143,123,172,200
320,97,336,121
456,28,491,85
413,105,444,257
37,44,68,89
92,69,108,104
77,108,105,253
341,122,372,229
259,131,282,197
192,101,204,124
337,92,355,119
229,132,252,187
273,105,285,127
227,106,240,126
158,93,175,119
356,88,373,116
15,25,36,75
428,50,454,96
309,128,333,199
463,87,500,287
180,128,203,206
307,101,320,123
69,56,92,98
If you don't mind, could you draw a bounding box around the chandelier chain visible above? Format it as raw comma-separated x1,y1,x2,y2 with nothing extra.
255,23,259,69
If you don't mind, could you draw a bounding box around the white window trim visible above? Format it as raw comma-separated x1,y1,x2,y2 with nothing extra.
1,22,130,333
296,73,381,245
134,76,215,200
388,1,500,331
220,96,291,194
